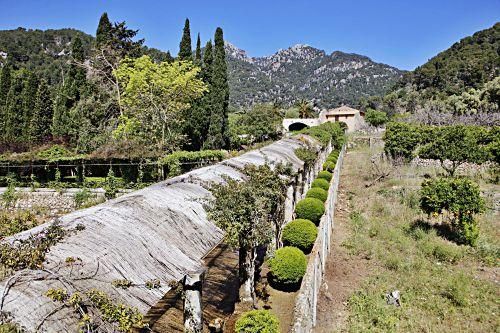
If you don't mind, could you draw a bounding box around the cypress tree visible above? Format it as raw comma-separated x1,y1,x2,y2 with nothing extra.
70,37,86,86
165,51,174,63
178,18,192,60
30,79,53,143
194,33,202,66
21,71,39,142
96,12,113,46
205,28,229,149
0,65,12,138
4,73,25,144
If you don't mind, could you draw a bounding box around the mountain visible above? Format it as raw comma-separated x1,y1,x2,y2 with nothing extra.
225,42,404,108
398,22,499,96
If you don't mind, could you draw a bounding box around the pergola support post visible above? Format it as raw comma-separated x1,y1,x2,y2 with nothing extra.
183,269,205,333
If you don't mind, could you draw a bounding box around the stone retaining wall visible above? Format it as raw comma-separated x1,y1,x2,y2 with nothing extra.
291,144,346,333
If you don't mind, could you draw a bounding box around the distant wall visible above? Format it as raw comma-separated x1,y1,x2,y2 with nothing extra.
291,144,346,333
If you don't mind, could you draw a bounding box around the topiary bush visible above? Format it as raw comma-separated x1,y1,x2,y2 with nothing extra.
282,219,318,252
317,170,332,182
323,161,336,172
235,309,280,333
268,246,307,287
295,198,325,225
306,187,328,202
311,178,330,191
326,156,338,163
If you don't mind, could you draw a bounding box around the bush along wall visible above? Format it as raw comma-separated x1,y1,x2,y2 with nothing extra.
282,219,318,253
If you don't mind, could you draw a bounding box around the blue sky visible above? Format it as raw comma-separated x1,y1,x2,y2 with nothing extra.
0,0,498,70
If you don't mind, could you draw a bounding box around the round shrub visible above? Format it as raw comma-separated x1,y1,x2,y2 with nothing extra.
326,155,337,163
268,247,307,286
311,178,330,191
235,309,279,333
323,161,336,172
295,198,325,225
282,219,318,252
306,187,328,202
329,150,340,158
317,170,332,182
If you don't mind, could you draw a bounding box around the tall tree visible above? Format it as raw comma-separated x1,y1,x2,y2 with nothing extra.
95,12,113,46
165,51,174,63
194,33,202,66
0,65,12,139
4,73,26,144
178,18,192,61
21,71,39,141
205,27,229,149
30,79,53,143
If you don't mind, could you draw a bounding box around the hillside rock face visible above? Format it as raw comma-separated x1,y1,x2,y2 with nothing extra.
225,42,404,108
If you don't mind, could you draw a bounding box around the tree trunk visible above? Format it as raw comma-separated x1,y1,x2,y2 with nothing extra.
183,270,204,333
239,245,256,305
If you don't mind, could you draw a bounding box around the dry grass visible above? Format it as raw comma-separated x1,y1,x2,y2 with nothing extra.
338,143,499,333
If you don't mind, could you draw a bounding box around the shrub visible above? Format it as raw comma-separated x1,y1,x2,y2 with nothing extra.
295,198,325,225
268,247,307,286
365,108,388,127
295,147,318,167
323,161,336,172
311,178,330,191
282,219,318,252
235,310,280,333
326,155,337,164
317,170,332,182
420,177,484,246
306,187,328,202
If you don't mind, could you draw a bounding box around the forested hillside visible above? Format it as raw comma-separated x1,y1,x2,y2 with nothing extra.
366,23,499,125
225,43,403,108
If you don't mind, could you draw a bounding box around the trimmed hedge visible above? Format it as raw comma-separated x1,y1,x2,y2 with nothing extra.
268,246,307,286
306,187,328,202
317,170,332,182
323,161,336,172
282,219,318,252
295,198,325,225
235,309,280,333
311,178,330,191
326,156,338,163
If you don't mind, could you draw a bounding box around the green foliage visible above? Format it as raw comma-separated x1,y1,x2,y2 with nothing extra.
1,177,18,208
114,55,207,152
317,170,332,182
268,246,307,286
46,288,68,302
365,108,388,127
306,187,328,202
295,147,317,167
160,150,227,177
0,211,38,237
235,309,280,333
282,219,318,252
295,198,325,225
420,177,484,245
86,289,146,331
322,161,336,172
0,222,66,272
96,13,113,46
311,178,330,191
104,168,119,199
74,188,93,208
384,122,423,160
112,279,132,289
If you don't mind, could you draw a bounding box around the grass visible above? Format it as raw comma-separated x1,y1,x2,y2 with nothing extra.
339,144,499,333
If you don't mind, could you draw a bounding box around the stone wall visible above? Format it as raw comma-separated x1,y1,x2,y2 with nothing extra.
0,187,129,216
291,144,346,333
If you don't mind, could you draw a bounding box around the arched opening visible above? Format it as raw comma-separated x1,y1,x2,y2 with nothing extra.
288,122,309,132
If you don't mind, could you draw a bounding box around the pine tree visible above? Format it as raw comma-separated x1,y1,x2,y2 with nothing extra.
30,79,53,143
165,51,174,63
96,12,113,46
205,28,229,149
70,37,86,88
178,18,192,60
194,33,202,66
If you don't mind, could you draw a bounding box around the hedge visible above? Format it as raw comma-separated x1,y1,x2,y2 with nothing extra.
295,198,325,225
268,246,307,286
323,161,336,172
306,187,328,202
311,178,330,191
326,156,338,163
282,219,318,252
317,170,332,182
235,310,280,333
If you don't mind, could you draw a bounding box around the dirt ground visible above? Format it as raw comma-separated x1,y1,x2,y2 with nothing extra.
313,152,374,333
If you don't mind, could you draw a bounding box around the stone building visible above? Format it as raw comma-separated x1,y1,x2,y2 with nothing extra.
283,105,365,133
